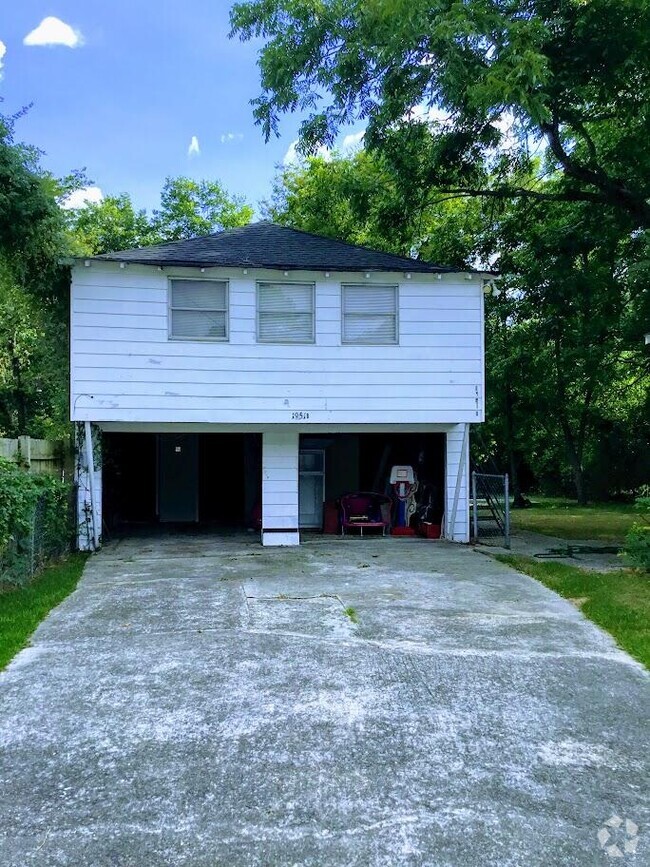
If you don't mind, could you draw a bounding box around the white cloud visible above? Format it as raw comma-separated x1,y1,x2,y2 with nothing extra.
283,139,331,166
23,17,84,48
0,41,6,78
403,103,452,127
341,129,365,152
220,132,244,144
188,135,200,157
281,129,364,166
60,186,103,210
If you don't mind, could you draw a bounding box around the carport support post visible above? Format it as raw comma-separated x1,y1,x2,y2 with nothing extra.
472,471,478,542
261,430,300,546
80,421,100,552
446,423,470,542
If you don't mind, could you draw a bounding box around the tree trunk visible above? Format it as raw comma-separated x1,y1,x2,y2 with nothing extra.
504,384,525,507
562,426,588,505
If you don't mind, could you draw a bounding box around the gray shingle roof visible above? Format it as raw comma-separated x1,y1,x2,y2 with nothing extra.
90,222,457,274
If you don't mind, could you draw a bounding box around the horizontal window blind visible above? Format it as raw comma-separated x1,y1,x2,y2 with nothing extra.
342,284,398,344
170,280,228,339
257,282,314,343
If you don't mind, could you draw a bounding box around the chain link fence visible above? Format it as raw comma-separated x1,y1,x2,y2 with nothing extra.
0,485,77,586
471,471,511,548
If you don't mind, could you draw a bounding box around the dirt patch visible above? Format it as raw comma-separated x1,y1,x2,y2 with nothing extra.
569,596,590,608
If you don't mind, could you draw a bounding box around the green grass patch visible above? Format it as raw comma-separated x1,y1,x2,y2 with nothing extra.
495,553,649,668
510,496,640,543
0,553,88,670
344,605,359,624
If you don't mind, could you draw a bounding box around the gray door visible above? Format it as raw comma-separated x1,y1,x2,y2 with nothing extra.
299,449,325,528
158,433,199,522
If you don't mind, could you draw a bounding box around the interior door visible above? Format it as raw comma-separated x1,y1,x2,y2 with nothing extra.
299,449,325,528
158,433,199,522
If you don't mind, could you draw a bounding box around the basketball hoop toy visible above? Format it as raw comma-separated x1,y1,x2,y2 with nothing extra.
389,465,418,532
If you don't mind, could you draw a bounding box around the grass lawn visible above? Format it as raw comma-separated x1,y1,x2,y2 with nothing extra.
510,496,642,543
0,553,88,670
495,553,649,668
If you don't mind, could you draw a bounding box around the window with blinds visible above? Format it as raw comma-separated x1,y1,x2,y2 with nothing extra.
169,279,228,340
257,282,315,343
342,284,398,344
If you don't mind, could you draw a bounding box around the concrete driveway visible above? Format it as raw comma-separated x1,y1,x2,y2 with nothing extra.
1,535,648,866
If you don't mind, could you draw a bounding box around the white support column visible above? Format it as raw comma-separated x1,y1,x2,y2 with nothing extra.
445,423,470,543
76,422,102,551
262,430,300,546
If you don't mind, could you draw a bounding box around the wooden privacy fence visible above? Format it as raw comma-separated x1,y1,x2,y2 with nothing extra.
0,436,70,478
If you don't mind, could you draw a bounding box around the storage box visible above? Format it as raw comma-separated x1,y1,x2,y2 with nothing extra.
419,522,441,539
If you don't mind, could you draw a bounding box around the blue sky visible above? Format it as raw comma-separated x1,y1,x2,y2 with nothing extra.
0,2,364,215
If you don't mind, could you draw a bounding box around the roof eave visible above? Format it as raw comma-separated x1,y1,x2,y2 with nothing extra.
76,256,462,275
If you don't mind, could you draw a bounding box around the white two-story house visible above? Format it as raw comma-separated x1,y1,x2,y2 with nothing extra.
70,222,486,548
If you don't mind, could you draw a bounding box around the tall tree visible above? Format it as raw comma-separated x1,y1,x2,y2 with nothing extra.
68,178,255,255
231,0,650,227
70,194,154,256
0,113,72,437
151,177,253,241
484,194,649,503
266,150,485,267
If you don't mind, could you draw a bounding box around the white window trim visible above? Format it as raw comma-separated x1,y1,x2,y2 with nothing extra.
256,280,316,344
341,283,399,345
168,277,229,342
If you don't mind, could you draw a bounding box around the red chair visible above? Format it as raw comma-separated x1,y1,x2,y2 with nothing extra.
340,492,392,536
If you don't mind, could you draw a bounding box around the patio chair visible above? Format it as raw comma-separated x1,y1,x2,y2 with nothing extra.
340,492,392,536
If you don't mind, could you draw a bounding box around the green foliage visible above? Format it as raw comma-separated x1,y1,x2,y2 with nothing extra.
0,458,73,586
0,113,68,296
70,193,154,256
623,498,650,572
0,553,88,669
67,176,254,255
482,189,650,503
623,525,650,573
0,112,72,439
264,150,484,267
232,0,650,226
151,177,253,242
0,262,69,438
495,554,650,667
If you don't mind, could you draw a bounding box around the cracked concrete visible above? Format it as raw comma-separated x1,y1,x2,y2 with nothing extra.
1,534,648,866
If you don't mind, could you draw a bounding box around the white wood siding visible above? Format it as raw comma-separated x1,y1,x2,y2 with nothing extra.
70,263,485,426
445,424,470,542
262,430,299,546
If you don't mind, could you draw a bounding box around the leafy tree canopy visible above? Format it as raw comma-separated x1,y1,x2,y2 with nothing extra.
264,149,485,267
70,194,154,257
0,111,68,295
231,0,650,226
68,176,254,255
151,177,254,242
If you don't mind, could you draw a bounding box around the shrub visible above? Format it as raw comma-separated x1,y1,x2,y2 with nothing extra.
622,497,650,572
0,457,73,585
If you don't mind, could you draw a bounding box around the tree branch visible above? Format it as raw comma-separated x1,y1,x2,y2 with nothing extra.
540,117,650,226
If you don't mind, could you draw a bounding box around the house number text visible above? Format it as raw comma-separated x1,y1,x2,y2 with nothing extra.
291,411,310,420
